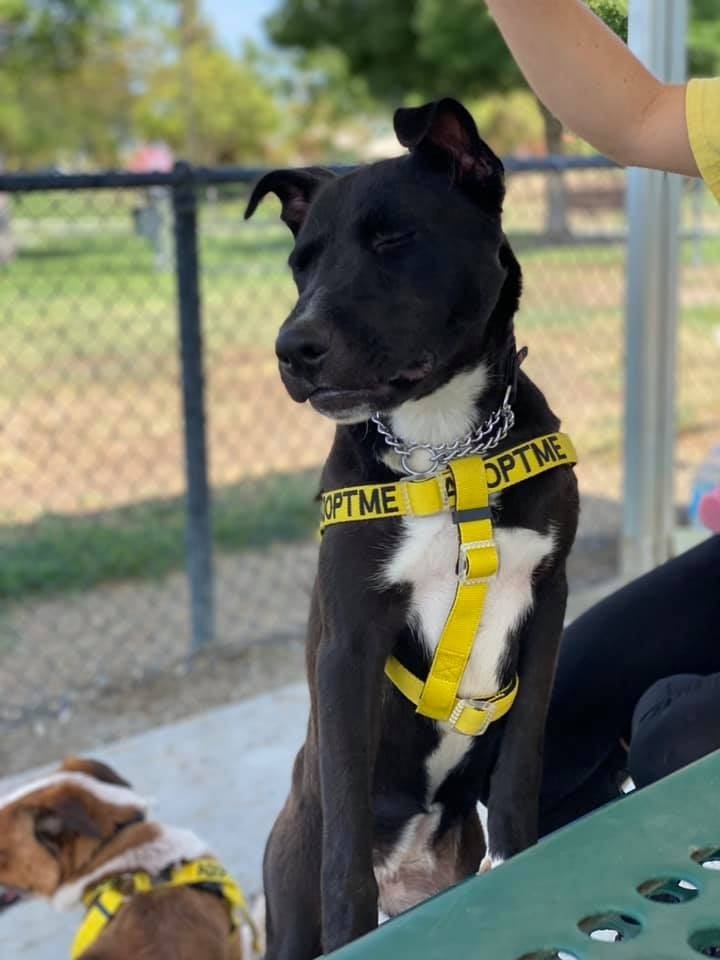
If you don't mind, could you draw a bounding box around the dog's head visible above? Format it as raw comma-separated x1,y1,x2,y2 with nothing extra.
0,757,147,908
245,97,521,423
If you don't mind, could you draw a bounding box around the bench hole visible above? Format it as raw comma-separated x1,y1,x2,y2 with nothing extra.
578,912,642,943
689,928,720,956
692,847,720,871
637,876,699,904
517,953,579,960
517,952,579,960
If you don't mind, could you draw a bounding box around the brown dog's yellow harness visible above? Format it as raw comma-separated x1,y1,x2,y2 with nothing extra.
71,858,258,959
320,432,577,736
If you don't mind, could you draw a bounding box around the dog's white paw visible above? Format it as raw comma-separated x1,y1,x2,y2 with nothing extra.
478,854,505,875
240,893,266,959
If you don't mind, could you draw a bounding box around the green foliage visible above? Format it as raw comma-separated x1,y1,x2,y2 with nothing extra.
266,0,638,155
268,0,524,102
2,0,719,175
587,0,628,41
689,0,720,77
6,39,133,167
264,45,381,162
133,45,280,164
0,471,319,600
268,0,720,151
268,0,426,100
584,0,719,78
413,0,521,97
267,0,641,103
0,0,130,164
0,0,112,71
471,90,544,154
0,0,124,164
0,0,282,167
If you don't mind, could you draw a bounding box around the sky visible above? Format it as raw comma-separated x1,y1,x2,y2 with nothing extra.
203,0,279,49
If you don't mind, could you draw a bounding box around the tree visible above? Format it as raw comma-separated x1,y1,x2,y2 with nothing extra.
0,0,282,168
689,0,720,77
268,0,424,100
0,0,111,70
0,0,118,261
133,46,279,165
594,0,720,78
267,0,636,114
125,0,281,165
266,0,571,235
261,45,381,163
268,0,720,236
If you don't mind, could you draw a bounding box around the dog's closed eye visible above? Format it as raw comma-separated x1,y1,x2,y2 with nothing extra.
372,230,416,253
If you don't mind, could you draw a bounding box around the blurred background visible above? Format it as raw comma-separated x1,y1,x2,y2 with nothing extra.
0,0,718,776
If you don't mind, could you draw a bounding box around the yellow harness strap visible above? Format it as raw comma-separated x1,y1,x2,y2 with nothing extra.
319,433,577,531
71,858,258,960
319,432,576,736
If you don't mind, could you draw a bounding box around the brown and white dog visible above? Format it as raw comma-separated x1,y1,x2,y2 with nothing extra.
0,757,262,960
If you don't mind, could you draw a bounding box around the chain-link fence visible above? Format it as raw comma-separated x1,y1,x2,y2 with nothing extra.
1,159,718,772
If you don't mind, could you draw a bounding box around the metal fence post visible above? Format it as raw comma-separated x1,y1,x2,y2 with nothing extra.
622,0,687,578
172,161,215,652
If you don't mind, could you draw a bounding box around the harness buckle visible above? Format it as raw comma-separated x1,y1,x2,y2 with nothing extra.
448,698,495,735
458,540,498,583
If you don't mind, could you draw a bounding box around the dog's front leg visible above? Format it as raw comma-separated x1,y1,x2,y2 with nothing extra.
315,575,395,953
484,567,568,866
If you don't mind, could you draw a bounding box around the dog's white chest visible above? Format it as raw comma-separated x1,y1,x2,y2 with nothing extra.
383,512,554,795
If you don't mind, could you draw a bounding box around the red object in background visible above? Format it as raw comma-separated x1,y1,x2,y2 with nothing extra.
699,487,720,533
127,143,174,173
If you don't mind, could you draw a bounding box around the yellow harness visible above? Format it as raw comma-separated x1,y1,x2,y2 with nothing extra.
71,858,258,959
320,432,577,736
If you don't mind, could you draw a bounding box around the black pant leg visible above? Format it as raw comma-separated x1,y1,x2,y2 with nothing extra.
540,536,720,833
629,672,720,788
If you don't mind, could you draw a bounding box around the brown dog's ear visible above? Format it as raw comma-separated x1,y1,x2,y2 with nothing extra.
244,167,335,236
34,794,102,855
60,757,131,789
394,98,504,203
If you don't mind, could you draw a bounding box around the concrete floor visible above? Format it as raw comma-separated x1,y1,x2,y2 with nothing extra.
0,684,309,960
0,578,626,959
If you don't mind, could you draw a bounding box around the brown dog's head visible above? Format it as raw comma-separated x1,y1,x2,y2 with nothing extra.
0,757,148,908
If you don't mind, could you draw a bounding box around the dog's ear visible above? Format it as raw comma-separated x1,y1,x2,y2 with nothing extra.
34,794,103,855
492,237,523,321
244,167,335,236
60,757,132,789
394,98,504,204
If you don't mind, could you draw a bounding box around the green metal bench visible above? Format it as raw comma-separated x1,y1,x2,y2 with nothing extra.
329,750,720,959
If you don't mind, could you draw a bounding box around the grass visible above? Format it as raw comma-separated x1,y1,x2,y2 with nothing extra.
0,197,295,396
0,469,319,600
1,180,718,602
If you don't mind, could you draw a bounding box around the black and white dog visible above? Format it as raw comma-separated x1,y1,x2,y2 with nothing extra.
245,98,578,959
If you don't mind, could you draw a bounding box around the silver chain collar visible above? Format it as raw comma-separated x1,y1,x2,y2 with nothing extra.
372,385,515,479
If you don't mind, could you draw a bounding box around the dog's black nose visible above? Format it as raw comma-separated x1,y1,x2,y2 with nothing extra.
276,327,329,375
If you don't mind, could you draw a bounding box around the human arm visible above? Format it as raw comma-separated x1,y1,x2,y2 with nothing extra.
485,0,699,176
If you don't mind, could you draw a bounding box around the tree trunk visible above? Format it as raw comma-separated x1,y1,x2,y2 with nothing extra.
537,99,570,241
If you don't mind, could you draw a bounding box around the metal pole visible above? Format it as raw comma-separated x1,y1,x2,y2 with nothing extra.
172,161,215,651
622,0,687,578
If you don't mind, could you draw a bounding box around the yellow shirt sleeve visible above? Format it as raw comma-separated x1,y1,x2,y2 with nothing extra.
687,78,720,202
